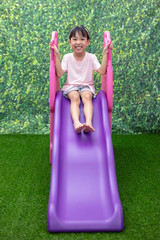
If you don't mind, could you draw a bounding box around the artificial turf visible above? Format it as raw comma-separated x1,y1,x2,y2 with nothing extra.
0,134,159,240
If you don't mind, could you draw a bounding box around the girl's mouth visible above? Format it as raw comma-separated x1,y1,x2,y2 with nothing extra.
75,46,82,49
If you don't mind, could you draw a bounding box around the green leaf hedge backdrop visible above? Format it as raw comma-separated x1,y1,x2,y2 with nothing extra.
1,0,159,134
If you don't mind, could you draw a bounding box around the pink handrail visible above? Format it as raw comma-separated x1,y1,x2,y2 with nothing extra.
101,31,113,132
49,32,59,164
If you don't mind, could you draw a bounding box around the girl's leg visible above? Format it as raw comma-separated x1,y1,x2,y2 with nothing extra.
67,91,84,133
80,91,95,132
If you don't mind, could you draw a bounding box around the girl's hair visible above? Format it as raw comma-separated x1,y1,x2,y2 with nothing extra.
69,25,90,40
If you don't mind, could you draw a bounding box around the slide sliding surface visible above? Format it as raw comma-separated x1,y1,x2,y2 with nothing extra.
48,90,123,232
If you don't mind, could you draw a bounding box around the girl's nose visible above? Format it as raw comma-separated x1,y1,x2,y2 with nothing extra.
77,39,81,44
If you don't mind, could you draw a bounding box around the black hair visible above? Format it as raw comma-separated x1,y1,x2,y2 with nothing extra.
69,25,90,40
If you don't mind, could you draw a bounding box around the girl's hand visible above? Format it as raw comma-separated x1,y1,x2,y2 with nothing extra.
50,44,60,59
103,42,113,55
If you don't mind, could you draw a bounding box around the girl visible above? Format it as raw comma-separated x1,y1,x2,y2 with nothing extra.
51,25,113,133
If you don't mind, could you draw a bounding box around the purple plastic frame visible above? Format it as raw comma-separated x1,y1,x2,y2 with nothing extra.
48,31,123,232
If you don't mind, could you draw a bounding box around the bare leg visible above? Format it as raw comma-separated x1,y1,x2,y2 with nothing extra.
67,91,84,133
80,91,95,132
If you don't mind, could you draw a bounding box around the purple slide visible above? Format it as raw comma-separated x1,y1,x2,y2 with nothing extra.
48,91,123,232
48,31,123,232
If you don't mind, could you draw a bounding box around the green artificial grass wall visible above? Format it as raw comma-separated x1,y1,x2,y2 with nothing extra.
0,134,159,240
1,0,159,134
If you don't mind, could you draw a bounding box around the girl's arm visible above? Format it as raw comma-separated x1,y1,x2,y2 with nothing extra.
97,43,113,75
50,45,64,78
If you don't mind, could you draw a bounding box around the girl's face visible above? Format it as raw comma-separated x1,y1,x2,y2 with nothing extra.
69,31,90,55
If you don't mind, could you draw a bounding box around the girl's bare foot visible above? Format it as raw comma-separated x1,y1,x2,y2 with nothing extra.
74,122,84,133
83,123,95,133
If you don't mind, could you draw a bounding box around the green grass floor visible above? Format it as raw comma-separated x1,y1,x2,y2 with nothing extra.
0,134,159,240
